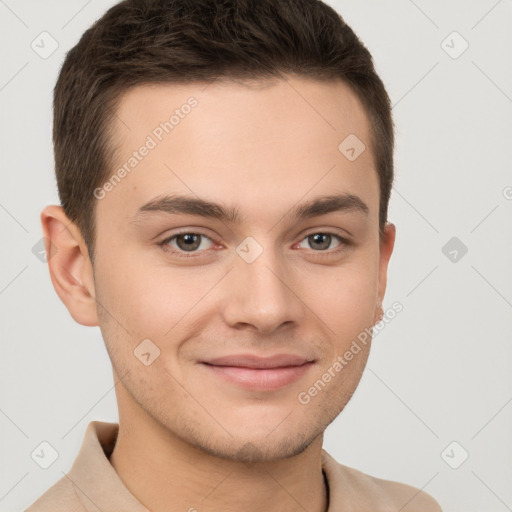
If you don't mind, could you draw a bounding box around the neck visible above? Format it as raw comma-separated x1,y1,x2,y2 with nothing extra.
109,388,328,512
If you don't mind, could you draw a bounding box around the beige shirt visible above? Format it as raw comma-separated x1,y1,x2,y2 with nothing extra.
26,421,441,511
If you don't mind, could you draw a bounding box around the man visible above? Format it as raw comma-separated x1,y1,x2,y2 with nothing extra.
27,0,442,510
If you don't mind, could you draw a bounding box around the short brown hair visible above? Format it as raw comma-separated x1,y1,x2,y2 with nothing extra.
53,0,394,263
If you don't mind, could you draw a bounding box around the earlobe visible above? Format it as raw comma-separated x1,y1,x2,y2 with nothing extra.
41,205,99,327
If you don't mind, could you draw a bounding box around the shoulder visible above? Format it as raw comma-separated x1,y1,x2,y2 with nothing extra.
25,476,83,512
365,471,442,512
322,451,442,511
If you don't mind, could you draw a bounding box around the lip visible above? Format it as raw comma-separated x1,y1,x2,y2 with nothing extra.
200,353,315,391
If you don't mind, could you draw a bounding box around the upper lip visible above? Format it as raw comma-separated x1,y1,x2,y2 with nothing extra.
202,354,314,369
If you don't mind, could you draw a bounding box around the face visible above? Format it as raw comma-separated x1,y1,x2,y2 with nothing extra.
91,76,394,462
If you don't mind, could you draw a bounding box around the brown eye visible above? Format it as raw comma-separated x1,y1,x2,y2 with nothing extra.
298,233,344,251
175,233,201,251
308,233,332,250
161,232,214,254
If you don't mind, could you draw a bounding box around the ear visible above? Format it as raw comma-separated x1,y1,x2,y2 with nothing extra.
41,205,99,327
374,222,396,324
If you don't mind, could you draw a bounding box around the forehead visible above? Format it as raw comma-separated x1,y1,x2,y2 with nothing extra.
99,76,378,228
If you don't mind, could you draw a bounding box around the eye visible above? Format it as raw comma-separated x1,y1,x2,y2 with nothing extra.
297,232,348,251
160,232,214,255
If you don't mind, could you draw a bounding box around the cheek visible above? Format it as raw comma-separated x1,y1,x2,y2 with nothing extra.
95,237,379,347
302,256,378,333
95,255,217,347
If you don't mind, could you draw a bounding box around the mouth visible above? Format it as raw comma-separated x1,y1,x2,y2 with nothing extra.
199,354,315,391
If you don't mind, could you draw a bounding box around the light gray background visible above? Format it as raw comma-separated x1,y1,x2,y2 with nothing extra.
1,1,511,511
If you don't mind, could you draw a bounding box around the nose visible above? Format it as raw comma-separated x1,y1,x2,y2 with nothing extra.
220,245,305,334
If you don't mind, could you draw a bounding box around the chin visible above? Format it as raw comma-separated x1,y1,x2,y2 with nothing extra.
204,436,314,463
180,419,321,463
236,437,315,463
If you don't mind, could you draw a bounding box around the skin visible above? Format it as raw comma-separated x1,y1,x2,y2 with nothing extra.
41,75,418,512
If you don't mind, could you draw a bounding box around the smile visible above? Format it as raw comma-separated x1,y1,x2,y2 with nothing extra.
200,354,315,391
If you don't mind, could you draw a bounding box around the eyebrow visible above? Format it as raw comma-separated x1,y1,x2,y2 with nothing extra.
131,193,369,224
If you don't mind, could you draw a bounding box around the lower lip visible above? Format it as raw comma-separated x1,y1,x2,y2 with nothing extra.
200,362,314,391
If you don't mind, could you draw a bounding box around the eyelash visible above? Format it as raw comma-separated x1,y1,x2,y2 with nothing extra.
158,230,351,259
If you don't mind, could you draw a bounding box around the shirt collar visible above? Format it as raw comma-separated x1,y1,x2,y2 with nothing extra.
66,421,148,511
68,420,348,512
